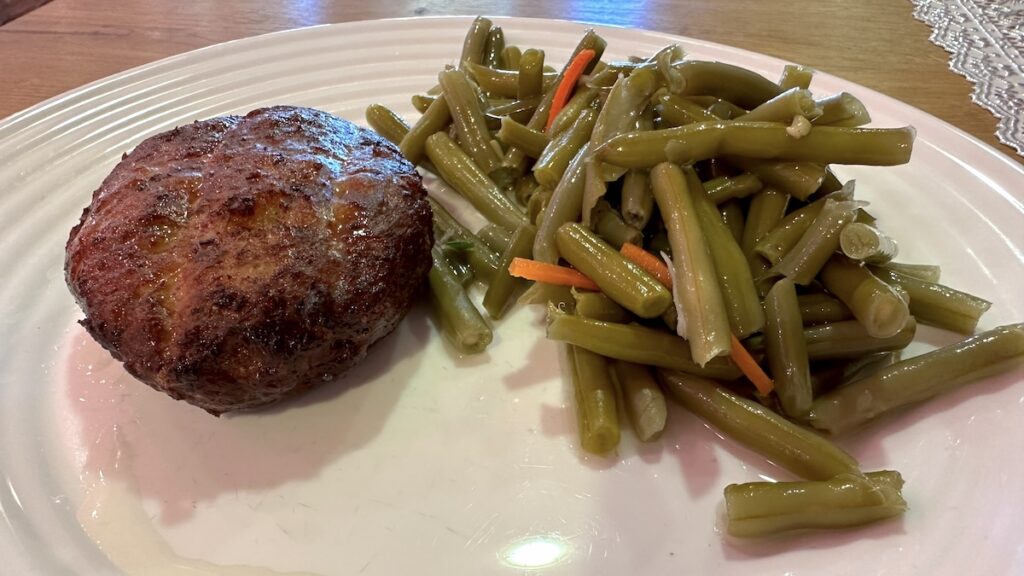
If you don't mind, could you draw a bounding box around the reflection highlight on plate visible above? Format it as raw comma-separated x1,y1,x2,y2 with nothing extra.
500,534,570,569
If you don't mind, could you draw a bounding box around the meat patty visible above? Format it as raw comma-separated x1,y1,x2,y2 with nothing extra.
65,106,433,415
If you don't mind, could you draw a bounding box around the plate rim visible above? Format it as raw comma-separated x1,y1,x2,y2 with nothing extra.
1,14,1022,576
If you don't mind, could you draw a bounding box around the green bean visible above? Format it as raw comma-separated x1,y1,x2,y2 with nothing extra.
809,323,1024,434
600,60,645,76
428,197,500,282
527,187,552,225
811,352,902,397
674,60,784,109
855,206,876,226
744,318,910,360
500,45,522,70
656,93,719,126
459,16,492,68
689,170,766,338
741,188,790,256
650,43,685,64
570,346,621,454
843,350,902,381
740,187,788,296
611,361,667,442
464,62,516,98
513,172,540,207
410,94,436,114
612,49,686,94
736,87,821,123
534,108,598,188
620,169,655,229
814,92,872,127
818,168,845,195
840,222,898,264
697,97,749,120
820,254,910,338
497,116,551,159
429,245,492,354
763,277,813,418
555,223,672,318
798,292,853,325
487,96,541,126
519,283,574,311
658,370,862,480
808,359,857,398
483,26,505,69
589,68,660,149
585,64,626,89
778,64,815,91
659,301,680,333
365,104,409,147
803,317,917,361
533,144,590,263
581,159,610,226
772,199,861,285
564,30,607,76
424,132,527,231
465,62,557,99
477,223,513,254
438,69,505,177
719,199,746,245
637,102,658,135
878,261,941,283
599,123,915,168
483,224,536,319
446,254,474,286
547,307,742,379
573,290,632,323
891,281,911,306
400,94,451,165
547,86,600,135
756,186,855,264
637,103,657,132
724,471,906,537
504,30,607,173
870,267,992,334
592,200,644,249
704,173,764,204
486,105,519,121
727,158,826,201
651,163,733,365
517,48,546,99
580,68,661,223
649,44,686,93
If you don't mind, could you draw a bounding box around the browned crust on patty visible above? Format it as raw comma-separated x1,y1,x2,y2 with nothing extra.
65,106,433,414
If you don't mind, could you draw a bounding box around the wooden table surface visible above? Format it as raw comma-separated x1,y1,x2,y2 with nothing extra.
1,0,1019,163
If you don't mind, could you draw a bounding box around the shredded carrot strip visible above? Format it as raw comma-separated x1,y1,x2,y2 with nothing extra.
508,257,600,291
729,333,774,395
620,243,673,288
545,48,596,132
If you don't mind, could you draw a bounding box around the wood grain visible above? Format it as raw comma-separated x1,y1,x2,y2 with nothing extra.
0,0,49,24
0,0,1018,162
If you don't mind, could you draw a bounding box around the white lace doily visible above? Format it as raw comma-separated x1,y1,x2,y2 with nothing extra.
911,0,1024,156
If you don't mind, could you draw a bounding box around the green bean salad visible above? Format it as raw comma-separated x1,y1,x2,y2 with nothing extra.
366,16,1024,538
